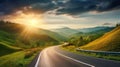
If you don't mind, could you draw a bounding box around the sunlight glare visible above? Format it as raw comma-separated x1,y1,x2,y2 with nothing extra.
9,12,44,39
7,11,44,28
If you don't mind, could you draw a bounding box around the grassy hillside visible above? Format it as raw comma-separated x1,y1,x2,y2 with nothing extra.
0,22,24,34
0,42,21,56
0,21,67,48
80,26,120,51
68,27,114,47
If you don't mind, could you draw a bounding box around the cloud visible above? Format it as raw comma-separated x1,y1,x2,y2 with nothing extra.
0,0,54,16
56,0,120,15
56,0,96,15
0,0,120,17
31,2,56,13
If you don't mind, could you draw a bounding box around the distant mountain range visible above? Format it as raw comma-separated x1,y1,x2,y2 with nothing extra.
51,27,79,37
77,26,115,33
51,26,115,37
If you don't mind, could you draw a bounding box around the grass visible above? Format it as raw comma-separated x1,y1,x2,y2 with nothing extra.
61,46,120,61
0,47,42,67
0,44,54,67
0,31,15,44
0,51,26,67
80,26,120,51
0,51,37,67
0,42,21,56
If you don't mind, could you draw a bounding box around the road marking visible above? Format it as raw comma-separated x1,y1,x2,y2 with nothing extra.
35,52,42,67
55,50,95,67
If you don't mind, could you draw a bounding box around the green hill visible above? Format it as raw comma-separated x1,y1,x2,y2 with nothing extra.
0,42,21,56
80,26,120,51
0,21,67,48
38,28,67,41
0,22,66,41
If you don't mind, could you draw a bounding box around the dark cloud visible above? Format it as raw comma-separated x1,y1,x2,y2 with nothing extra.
56,0,97,15
56,0,120,15
31,2,56,13
0,0,54,16
0,0,120,16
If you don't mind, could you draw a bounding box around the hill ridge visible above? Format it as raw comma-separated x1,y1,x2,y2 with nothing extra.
80,26,120,51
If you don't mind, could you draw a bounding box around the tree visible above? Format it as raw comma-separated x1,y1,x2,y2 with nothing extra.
0,20,5,24
116,23,120,27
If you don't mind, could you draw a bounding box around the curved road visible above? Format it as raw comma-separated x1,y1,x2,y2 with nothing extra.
35,46,120,67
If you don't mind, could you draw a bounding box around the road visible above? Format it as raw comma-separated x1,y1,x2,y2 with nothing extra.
35,46,120,67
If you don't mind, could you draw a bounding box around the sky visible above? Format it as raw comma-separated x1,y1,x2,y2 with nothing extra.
0,0,120,29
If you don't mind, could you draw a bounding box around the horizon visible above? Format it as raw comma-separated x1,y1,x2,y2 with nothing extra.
0,0,120,29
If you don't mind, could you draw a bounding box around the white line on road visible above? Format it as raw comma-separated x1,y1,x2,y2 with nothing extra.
35,52,42,67
55,50,95,67
35,47,95,67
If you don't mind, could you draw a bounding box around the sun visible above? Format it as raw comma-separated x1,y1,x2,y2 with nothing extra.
21,13,44,28
5,11,45,39
8,11,44,28
20,14,44,28
24,18,41,27
28,19,38,27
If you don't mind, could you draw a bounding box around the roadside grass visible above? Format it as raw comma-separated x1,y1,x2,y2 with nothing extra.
0,51,26,67
0,45,53,67
61,46,120,61
0,47,42,67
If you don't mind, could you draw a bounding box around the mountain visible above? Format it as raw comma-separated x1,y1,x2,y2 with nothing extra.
77,26,115,33
51,26,114,38
51,27,79,37
80,26,120,52
37,29,68,41
0,22,66,41
72,27,114,37
0,21,67,48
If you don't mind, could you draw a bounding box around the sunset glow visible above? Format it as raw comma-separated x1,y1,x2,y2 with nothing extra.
6,11,44,28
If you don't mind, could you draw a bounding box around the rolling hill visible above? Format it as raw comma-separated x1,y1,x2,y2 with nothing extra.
51,27,79,37
77,26,114,33
0,42,21,56
80,26,120,52
37,28,68,41
51,26,114,38
72,27,114,37
0,21,67,48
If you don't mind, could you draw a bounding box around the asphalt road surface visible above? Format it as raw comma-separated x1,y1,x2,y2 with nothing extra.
35,46,120,67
